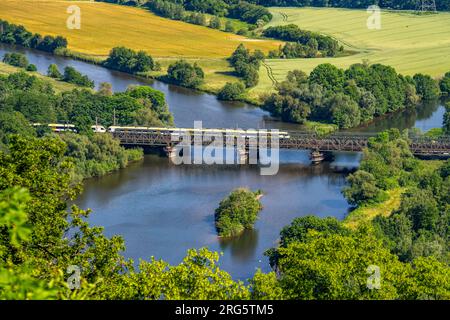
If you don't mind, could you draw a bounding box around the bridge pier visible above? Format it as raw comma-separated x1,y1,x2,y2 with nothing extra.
238,147,249,165
164,146,178,162
310,150,325,165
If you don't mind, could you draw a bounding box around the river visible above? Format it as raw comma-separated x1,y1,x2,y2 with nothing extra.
1,43,446,279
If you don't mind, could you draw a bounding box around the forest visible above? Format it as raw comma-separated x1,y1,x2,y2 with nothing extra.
263,63,443,128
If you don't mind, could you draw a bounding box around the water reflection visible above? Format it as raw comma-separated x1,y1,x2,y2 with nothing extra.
219,229,259,263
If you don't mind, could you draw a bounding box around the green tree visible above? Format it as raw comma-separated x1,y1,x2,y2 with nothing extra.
215,188,262,237
343,170,385,206
309,63,345,91
47,64,62,79
209,16,221,29
2,53,28,68
26,64,37,72
166,60,204,88
444,102,450,134
413,73,440,100
439,71,450,95
218,82,245,100
225,20,234,33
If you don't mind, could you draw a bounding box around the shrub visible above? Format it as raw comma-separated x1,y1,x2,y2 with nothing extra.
218,82,245,100
215,188,262,237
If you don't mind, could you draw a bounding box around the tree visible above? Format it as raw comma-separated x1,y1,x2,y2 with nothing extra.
396,188,440,233
309,63,345,92
104,47,154,74
26,64,37,72
218,82,245,101
225,20,234,33
2,52,28,68
126,85,173,125
98,82,112,97
444,102,450,134
274,229,408,300
63,66,95,88
209,16,221,29
439,71,450,95
343,170,385,206
166,60,204,88
413,73,440,100
214,188,262,237
329,93,361,128
47,64,62,79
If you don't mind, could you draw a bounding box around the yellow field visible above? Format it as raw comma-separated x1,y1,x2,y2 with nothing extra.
254,7,450,95
0,0,281,58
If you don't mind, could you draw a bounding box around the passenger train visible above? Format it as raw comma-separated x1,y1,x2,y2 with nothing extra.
32,124,290,138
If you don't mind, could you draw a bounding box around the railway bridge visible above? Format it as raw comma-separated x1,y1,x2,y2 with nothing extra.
111,127,450,164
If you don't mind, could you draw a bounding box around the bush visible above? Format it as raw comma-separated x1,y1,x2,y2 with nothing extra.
104,47,155,74
47,64,62,78
26,64,37,72
2,53,28,68
215,188,262,237
166,60,204,88
218,82,245,100
63,66,95,88
209,16,221,29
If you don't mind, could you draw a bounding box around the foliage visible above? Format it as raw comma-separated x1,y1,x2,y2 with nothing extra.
440,72,450,95
218,82,245,100
47,64,62,79
63,67,95,88
413,73,440,100
264,63,422,128
2,53,29,68
443,102,450,134
0,19,67,53
215,188,263,237
59,133,143,182
104,47,155,74
229,44,264,88
166,60,205,88
264,24,340,57
343,170,386,206
26,64,37,72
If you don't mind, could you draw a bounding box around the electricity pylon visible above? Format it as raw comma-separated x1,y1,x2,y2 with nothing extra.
416,0,437,13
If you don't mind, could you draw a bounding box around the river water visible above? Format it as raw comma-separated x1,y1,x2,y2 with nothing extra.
1,44,446,279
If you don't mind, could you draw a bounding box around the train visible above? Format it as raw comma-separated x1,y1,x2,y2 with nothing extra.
32,124,291,138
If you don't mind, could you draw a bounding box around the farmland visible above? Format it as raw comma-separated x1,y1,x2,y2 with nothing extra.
253,7,450,95
0,0,281,58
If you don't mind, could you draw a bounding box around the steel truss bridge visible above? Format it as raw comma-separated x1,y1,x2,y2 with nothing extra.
112,128,450,157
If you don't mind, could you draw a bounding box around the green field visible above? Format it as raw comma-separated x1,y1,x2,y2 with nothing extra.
0,62,80,92
253,7,450,95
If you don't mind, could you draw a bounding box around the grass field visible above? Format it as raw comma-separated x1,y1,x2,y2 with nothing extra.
0,62,79,92
0,0,281,58
254,7,450,95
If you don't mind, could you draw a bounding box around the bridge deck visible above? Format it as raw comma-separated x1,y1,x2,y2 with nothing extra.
112,129,450,157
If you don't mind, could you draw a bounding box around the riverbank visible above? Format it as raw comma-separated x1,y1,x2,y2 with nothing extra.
0,61,79,93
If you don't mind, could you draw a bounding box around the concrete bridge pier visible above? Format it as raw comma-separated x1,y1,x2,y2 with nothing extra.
164,146,177,162
238,147,249,165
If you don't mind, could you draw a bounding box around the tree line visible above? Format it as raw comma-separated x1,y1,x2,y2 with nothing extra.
246,0,450,11
264,24,341,58
263,62,443,129
97,0,272,31
0,71,173,144
0,20,68,53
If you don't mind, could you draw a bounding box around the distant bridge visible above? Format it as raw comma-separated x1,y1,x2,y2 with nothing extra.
111,127,450,162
